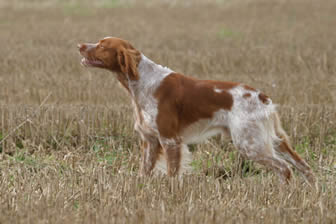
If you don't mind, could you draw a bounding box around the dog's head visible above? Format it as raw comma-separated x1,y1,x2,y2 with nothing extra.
78,37,141,81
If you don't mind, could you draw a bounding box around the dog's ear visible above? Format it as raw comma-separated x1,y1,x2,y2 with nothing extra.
117,48,140,81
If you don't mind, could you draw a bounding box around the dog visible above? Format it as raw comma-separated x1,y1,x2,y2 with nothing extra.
78,37,315,184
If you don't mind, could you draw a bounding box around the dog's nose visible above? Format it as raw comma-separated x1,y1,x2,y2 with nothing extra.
77,44,87,51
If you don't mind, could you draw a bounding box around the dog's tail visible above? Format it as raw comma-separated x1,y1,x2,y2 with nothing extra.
272,113,315,185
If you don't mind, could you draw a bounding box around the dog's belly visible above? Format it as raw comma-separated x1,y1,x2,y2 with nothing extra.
181,109,231,144
181,119,230,144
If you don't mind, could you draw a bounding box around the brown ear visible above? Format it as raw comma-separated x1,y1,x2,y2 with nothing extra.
117,48,140,81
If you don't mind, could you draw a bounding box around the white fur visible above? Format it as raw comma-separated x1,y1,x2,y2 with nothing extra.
129,54,172,133
227,86,279,159
214,87,223,93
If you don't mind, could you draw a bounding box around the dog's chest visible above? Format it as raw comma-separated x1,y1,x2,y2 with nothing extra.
133,98,159,138
129,54,173,139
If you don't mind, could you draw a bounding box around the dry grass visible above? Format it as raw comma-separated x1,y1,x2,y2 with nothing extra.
0,0,335,223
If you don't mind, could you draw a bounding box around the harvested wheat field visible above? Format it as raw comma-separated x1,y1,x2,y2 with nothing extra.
0,0,335,223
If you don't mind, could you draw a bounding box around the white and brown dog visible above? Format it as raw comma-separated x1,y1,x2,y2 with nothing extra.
78,37,315,184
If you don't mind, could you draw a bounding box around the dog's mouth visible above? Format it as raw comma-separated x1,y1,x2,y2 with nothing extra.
80,57,104,67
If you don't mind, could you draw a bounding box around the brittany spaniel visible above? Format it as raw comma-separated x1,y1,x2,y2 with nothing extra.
78,37,315,184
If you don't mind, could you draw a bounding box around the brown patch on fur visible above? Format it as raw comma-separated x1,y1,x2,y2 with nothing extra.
282,166,292,184
278,138,303,162
243,93,251,98
244,85,256,91
117,47,141,81
258,93,270,105
154,73,237,139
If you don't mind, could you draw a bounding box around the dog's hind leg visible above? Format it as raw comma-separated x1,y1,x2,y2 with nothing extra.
253,155,292,184
272,113,315,184
230,118,293,184
236,144,293,184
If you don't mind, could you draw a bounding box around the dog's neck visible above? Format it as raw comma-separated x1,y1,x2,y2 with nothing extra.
127,54,173,105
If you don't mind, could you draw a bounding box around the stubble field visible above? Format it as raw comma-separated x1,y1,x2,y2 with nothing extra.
0,0,335,223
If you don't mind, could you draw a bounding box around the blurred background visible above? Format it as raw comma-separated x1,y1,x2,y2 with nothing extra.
0,0,335,223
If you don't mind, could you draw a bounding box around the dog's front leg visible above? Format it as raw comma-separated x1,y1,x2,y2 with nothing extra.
160,140,182,177
140,137,161,176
